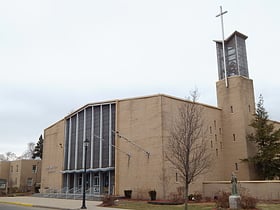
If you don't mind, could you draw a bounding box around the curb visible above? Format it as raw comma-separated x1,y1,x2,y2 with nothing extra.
0,200,33,207
0,201,79,210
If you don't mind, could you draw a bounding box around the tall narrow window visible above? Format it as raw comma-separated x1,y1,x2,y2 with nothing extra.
210,126,212,134
211,141,213,148
216,149,218,157
214,120,217,130
220,142,223,150
219,128,222,135
10,166,13,173
235,163,238,171
248,105,251,112
175,172,178,182
215,134,217,142
16,165,18,172
230,106,234,113
233,134,236,141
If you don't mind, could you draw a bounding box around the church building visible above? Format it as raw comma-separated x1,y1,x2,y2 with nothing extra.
40,31,280,200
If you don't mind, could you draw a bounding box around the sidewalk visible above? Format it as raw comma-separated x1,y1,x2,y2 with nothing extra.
0,196,127,210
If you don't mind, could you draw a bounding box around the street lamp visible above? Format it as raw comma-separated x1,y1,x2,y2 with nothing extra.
81,138,90,209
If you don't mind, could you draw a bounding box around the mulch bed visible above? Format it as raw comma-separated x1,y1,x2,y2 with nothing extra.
147,200,184,205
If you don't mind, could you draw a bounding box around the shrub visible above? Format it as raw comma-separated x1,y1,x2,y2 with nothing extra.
101,195,117,207
193,193,202,202
9,187,19,194
215,191,230,209
188,193,202,202
188,194,194,201
215,191,258,209
241,195,258,209
0,191,7,196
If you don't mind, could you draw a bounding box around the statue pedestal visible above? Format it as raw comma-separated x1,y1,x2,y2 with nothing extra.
229,195,241,209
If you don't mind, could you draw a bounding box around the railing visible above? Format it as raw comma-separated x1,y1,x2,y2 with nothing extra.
39,186,103,200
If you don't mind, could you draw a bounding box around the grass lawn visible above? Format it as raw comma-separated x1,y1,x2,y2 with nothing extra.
112,200,280,210
113,200,214,210
257,203,280,210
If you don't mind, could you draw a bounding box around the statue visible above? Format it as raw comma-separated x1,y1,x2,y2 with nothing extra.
229,172,241,209
231,172,238,195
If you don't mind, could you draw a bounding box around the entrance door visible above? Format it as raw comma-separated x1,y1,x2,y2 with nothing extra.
93,174,100,194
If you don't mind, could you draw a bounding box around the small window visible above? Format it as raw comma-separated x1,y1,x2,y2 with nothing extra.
210,126,212,134
235,163,238,171
27,178,33,187
32,165,37,173
175,172,178,182
230,106,234,113
219,128,222,135
220,142,223,150
211,141,213,148
233,134,236,141
248,105,251,112
215,134,217,142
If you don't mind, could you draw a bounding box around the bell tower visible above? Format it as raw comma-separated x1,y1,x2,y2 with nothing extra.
215,31,257,180
215,31,249,80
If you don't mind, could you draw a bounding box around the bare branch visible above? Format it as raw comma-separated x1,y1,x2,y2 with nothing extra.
165,90,212,210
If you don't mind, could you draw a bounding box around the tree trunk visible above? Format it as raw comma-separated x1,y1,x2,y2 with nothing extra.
185,180,189,210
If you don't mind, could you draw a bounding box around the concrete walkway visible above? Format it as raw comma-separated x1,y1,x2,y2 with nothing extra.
0,196,127,210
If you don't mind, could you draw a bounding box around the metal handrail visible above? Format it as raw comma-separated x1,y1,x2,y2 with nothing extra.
40,186,104,200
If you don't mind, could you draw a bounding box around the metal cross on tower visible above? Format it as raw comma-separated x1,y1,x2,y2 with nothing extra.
216,6,228,87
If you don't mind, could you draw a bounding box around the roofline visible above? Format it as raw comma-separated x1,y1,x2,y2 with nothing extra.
54,93,221,122
268,119,280,126
64,99,117,119
119,93,221,111
9,159,41,163
44,118,65,131
159,94,221,111
214,30,248,43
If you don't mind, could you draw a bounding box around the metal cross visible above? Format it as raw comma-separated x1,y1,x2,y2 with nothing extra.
216,6,228,87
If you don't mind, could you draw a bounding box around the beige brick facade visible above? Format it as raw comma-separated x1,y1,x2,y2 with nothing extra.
41,119,65,193
115,94,229,199
8,159,41,192
0,161,10,181
0,161,10,192
216,76,257,180
41,80,274,199
41,31,280,199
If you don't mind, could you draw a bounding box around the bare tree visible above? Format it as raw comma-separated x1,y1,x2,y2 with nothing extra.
165,90,212,210
0,154,5,161
20,142,35,159
4,152,18,161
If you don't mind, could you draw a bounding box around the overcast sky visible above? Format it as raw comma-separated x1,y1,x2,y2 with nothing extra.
1,0,280,156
